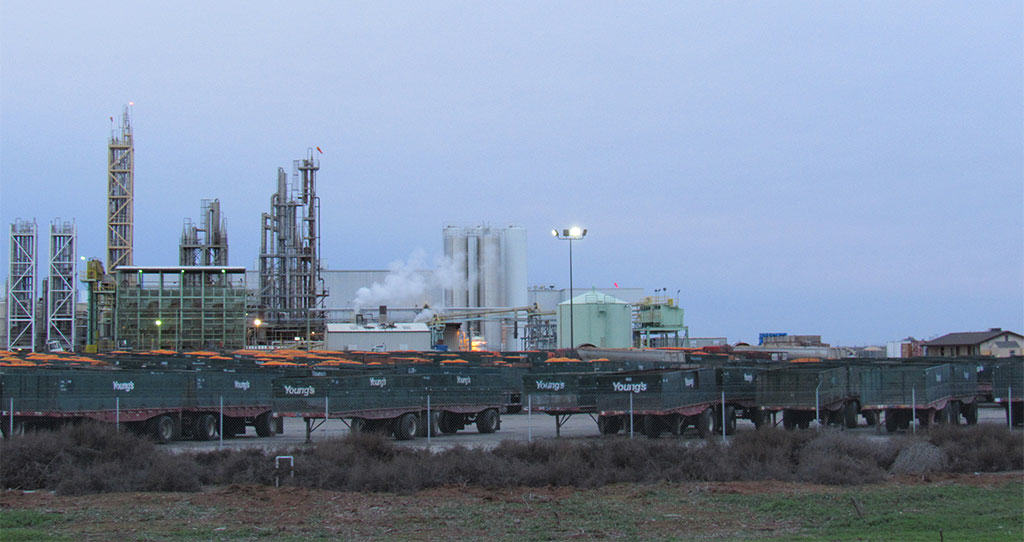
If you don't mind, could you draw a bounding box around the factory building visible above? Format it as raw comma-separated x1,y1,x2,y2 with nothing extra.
326,322,432,352
114,266,247,351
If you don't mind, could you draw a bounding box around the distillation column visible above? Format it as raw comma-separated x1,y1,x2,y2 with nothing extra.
106,105,134,271
7,219,38,351
46,219,77,351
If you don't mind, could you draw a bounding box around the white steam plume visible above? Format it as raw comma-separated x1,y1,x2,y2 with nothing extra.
352,249,463,314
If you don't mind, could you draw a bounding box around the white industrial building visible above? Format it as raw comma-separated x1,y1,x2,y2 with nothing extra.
325,322,432,351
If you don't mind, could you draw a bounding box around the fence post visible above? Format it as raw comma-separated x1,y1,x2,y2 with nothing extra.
629,392,634,439
1009,386,1013,428
219,396,224,448
815,379,821,430
721,390,727,440
911,387,916,435
115,396,120,431
9,397,13,437
426,394,431,445
527,394,532,442
324,396,329,438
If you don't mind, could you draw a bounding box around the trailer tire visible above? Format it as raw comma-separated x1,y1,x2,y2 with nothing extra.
884,410,899,433
417,411,439,437
782,410,797,431
476,409,499,434
393,413,418,441
723,406,737,435
695,409,713,438
349,417,367,434
255,413,275,437
749,408,766,430
152,415,178,443
598,415,622,435
843,401,859,429
438,412,460,434
0,419,26,438
194,414,218,441
948,401,961,425
963,402,978,425
642,415,662,439
863,411,878,426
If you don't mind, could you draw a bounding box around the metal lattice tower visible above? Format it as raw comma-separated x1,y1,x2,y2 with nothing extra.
7,219,38,351
258,149,326,337
180,199,228,266
46,219,77,351
107,105,134,271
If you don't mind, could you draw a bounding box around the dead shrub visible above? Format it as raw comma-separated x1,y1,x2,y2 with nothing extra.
926,424,1023,472
794,432,889,485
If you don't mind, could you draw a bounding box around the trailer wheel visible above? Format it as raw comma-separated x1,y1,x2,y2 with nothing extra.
152,415,178,443
963,402,978,425
476,409,499,434
438,412,460,434
863,411,878,426
694,409,713,438
417,411,439,437
393,413,419,441
194,414,218,441
884,410,899,433
598,415,622,435
255,413,275,437
782,410,796,431
749,408,766,430
947,401,961,425
641,415,662,439
843,401,859,429
349,417,367,434
0,419,26,438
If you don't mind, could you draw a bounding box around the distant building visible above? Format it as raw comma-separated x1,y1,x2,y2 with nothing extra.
886,337,925,358
922,328,1023,358
325,322,431,352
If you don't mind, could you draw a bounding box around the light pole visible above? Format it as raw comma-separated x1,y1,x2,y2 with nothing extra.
154,319,162,350
252,318,262,347
552,226,587,349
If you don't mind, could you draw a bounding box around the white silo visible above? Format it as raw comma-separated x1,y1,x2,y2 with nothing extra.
442,224,528,350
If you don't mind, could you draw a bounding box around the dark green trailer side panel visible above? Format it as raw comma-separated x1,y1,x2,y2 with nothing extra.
992,360,1024,402
595,369,717,413
757,365,848,409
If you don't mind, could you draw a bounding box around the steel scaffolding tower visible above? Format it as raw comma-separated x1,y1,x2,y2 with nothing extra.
257,149,326,341
46,219,77,351
107,105,134,271
180,199,228,267
7,219,38,351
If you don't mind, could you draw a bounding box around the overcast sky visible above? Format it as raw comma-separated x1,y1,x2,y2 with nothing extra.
1,2,1021,345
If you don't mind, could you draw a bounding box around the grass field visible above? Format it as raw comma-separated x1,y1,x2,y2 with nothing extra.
1,474,1020,541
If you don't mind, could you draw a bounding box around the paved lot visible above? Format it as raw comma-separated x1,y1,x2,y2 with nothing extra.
165,404,1013,453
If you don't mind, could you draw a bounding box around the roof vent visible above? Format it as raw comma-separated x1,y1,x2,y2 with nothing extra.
990,328,1002,332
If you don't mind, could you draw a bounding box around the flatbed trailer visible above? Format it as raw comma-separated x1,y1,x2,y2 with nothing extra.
522,372,606,436
273,369,506,441
855,363,979,432
715,365,770,432
0,367,279,442
992,360,1023,426
757,364,857,429
594,369,719,438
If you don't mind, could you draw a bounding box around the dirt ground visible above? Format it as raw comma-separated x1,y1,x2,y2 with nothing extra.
2,472,1021,541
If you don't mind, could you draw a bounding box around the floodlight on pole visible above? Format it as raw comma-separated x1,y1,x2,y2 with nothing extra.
552,226,588,349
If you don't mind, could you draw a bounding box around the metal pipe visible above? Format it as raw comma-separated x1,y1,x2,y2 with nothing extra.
426,394,431,445
629,392,634,439
9,398,13,437
815,379,821,430
912,387,916,434
722,390,727,440
115,397,120,431
219,396,224,448
527,395,532,442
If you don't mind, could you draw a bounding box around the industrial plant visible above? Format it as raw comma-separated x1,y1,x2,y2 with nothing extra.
2,106,683,355
2,106,1018,362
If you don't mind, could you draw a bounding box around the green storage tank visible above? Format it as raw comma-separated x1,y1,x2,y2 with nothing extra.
557,289,632,349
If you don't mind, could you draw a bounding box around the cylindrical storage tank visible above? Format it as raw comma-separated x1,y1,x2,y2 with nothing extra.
557,289,632,349
466,231,479,308
503,226,527,309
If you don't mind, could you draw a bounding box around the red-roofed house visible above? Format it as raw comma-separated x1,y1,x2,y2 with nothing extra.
922,328,1023,358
